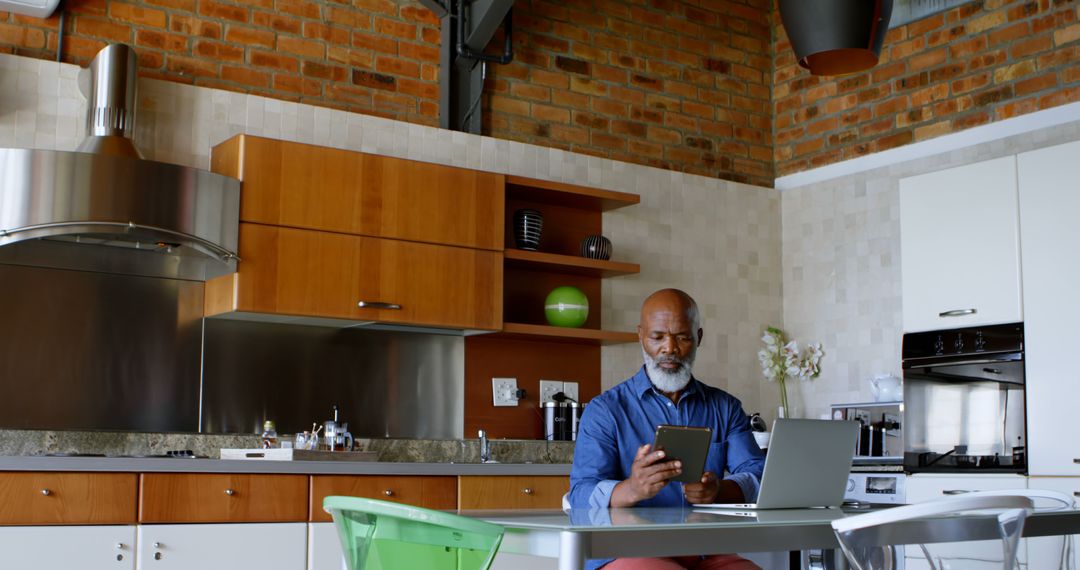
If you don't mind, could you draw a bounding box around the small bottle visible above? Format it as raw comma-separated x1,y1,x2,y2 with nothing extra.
261,420,278,449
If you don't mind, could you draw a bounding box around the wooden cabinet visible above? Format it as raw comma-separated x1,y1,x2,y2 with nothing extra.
139,473,308,523
309,475,457,522
0,525,136,569
899,156,1023,333
458,476,569,509
1018,140,1080,477
136,523,307,570
211,135,504,251
205,224,503,330
0,472,137,525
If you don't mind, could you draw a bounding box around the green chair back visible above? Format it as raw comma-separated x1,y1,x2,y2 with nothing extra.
323,496,504,570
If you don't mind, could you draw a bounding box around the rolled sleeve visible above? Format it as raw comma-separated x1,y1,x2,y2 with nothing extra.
570,400,623,509
725,471,760,503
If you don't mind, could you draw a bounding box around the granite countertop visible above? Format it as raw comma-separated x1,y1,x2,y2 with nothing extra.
0,429,574,476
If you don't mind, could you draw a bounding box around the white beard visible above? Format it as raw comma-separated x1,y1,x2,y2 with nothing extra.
642,347,694,393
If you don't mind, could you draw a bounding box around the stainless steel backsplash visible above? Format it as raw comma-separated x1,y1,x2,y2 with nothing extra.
200,319,464,439
0,264,465,438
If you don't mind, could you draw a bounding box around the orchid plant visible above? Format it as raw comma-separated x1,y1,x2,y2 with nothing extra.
758,326,824,419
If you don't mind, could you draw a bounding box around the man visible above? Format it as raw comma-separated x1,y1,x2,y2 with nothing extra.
569,288,766,570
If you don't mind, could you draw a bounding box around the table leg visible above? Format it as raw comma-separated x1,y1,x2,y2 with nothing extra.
559,530,585,570
832,548,848,570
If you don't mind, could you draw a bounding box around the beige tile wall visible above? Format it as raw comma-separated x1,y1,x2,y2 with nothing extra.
0,53,783,418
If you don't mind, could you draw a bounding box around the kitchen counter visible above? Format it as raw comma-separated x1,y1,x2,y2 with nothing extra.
0,455,572,476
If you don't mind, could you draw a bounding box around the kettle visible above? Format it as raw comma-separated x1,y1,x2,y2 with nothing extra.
869,374,902,402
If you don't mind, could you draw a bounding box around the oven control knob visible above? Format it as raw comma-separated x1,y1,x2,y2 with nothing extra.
954,334,964,352
975,331,987,352
935,335,944,355
846,478,856,493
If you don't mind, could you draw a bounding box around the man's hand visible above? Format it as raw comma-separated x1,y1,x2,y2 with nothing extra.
683,471,720,504
610,444,682,507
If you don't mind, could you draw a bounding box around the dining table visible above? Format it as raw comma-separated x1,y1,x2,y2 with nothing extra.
471,505,1080,570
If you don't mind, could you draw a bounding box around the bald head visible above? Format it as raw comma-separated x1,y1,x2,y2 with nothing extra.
638,289,702,395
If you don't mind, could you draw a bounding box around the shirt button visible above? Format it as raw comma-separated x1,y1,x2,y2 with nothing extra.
667,402,673,407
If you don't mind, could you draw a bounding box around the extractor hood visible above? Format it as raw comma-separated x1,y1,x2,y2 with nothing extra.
0,44,240,281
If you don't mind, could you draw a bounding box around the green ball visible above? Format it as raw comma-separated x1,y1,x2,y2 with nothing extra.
544,286,589,328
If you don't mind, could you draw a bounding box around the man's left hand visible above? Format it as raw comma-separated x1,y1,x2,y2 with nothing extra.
683,471,720,504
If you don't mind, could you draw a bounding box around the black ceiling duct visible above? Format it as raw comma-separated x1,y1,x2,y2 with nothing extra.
779,0,893,76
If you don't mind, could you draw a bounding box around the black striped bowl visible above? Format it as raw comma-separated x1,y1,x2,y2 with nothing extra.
580,235,612,260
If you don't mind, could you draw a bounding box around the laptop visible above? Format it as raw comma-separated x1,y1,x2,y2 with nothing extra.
694,418,859,510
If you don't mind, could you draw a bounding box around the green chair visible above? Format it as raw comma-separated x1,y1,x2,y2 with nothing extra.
323,496,505,570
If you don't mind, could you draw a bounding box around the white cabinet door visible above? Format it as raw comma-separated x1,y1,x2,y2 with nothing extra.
0,525,136,570
1026,477,1080,570
1019,139,1080,477
899,156,1022,333
905,474,1028,569
137,523,307,570
308,522,346,570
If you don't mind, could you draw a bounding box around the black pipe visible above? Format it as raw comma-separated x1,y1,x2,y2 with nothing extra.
455,0,513,65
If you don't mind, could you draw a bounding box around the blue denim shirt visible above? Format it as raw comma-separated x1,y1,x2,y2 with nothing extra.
569,366,766,570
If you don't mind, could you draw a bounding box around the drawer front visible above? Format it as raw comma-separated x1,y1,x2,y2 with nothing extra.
310,475,457,522
458,476,568,510
227,224,503,330
905,474,1026,503
215,136,504,251
0,472,137,525
139,474,307,523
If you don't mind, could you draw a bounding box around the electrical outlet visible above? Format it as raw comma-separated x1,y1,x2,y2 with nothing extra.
562,381,579,402
492,378,519,407
539,380,563,403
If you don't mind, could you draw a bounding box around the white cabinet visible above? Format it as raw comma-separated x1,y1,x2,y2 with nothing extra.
899,156,1023,333
905,474,1028,569
136,523,307,570
308,523,345,570
1018,139,1080,477
0,525,136,569
1026,477,1080,570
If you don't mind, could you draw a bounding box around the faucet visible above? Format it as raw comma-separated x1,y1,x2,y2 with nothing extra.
478,429,493,463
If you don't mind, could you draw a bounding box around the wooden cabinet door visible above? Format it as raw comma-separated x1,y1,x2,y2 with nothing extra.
136,523,307,570
212,135,504,251
1019,140,1080,477
899,156,1022,333
208,224,502,330
0,525,136,569
0,472,137,525
458,476,568,509
309,475,457,522
139,474,307,523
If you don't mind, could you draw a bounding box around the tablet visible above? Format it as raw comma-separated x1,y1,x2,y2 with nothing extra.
651,424,712,484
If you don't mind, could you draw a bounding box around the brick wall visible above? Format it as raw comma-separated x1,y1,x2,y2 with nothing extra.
0,0,443,125
0,0,775,187
774,0,1080,176
483,0,773,186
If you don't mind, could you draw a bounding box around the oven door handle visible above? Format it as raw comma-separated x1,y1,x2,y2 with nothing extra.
905,354,1022,369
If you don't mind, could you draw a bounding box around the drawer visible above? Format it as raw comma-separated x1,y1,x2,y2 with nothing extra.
0,472,137,525
458,476,568,509
310,475,457,522
139,473,307,523
905,474,1026,503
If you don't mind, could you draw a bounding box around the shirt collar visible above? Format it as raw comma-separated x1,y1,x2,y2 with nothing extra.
632,365,703,400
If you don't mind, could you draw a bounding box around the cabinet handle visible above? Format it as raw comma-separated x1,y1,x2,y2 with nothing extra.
40,488,50,496
939,308,977,317
1073,492,1080,498
357,301,402,310
224,489,235,496
942,489,974,495
384,489,394,497
116,543,124,550
1073,458,1080,464
153,542,162,549
522,488,534,495
154,552,163,561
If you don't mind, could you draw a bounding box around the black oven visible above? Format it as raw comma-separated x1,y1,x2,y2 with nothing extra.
902,323,1026,473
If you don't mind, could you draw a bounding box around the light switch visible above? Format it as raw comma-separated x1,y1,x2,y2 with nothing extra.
492,378,519,407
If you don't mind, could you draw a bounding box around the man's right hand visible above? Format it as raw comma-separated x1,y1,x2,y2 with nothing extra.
610,444,682,507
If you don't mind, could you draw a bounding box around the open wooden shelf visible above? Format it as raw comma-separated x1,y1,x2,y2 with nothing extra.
504,249,640,278
506,175,640,211
492,322,638,345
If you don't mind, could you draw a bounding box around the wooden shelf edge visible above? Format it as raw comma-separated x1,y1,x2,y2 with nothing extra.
493,323,638,345
504,249,640,277
506,175,640,211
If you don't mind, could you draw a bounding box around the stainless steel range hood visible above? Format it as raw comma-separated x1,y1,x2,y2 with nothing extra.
0,44,240,281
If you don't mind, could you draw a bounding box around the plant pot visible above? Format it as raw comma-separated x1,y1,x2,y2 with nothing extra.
579,235,612,260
